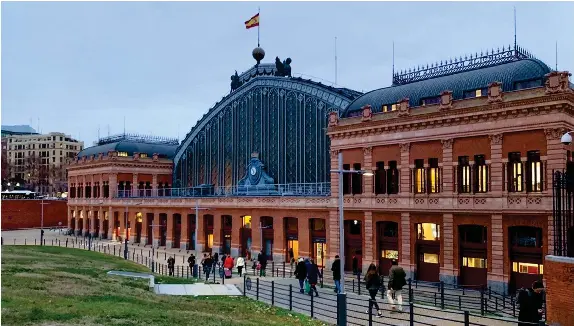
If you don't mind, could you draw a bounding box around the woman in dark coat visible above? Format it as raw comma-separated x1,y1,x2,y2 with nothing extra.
306,258,322,297
364,263,383,317
518,281,545,326
294,258,307,293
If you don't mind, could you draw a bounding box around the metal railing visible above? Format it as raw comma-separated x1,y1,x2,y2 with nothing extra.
114,182,331,198
552,170,574,257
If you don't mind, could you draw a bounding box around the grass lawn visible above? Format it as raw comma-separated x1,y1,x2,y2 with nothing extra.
1,246,329,326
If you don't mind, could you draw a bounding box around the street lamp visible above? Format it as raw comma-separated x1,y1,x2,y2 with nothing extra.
124,202,142,260
39,199,50,245
561,131,574,146
330,151,373,325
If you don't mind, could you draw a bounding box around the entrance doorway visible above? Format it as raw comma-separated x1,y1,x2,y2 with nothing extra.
310,218,327,266
114,212,120,240
509,226,543,293
221,215,232,254
159,213,167,246
287,240,299,262
204,214,214,252
240,215,252,259
172,214,182,248
285,217,298,262
187,214,196,250
313,242,327,268
344,219,363,272
415,223,441,282
135,213,143,244
261,216,274,260
146,213,153,245
71,217,76,234
459,225,487,288
377,221,399,276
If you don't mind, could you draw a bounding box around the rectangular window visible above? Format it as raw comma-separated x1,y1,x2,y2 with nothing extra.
508,152,523,192
414,159,425,194
118,152,129,157
342,164,351,195
474,155,488,193
381,250,399,260
351,163,362,195
417,223,440,240
375,161,386,194
514,79,542,90
526,150,542,192
421,253,439,264
458,156,471,193
387,161,399,194
428,158,440,193
242,216,252,228
421,97,440,106
512,262,543,275
462,257,487,269
207,234,214,248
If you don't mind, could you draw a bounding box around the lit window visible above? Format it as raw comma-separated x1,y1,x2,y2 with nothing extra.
140,153,148,158
414,159,426,194
508,152,523,192
512,262,543,275
207,234,214,248
458,156,471,193
474,155,488,193
117,151,129,157
462,257,487,268
422,253,439,264
428,158,440,193
381,250,399,260
242,215,252,228
527,151,542,192
417,223,440,240
391,104,397,111
475,89,482,97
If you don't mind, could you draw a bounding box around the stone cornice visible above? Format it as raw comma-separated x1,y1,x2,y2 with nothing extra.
328,92,574,139
67,160,172,172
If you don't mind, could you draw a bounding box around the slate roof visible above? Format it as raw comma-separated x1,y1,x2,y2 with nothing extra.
78,140,178,159
342,58,552,117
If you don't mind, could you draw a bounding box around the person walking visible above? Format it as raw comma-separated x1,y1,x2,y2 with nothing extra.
306,258,322,297
517,280,545,326
294,258,307,293
235,255,245,277
167,256,175,276
352,254,359,275
213,252,219,268
187,253,196,276
331,255,342,293
224,255,234,279
364,263,383,317
204,254,213,282
257,250,268,277
387,259,406,312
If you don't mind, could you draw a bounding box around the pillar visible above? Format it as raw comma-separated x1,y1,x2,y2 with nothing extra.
488,214,507,294
141,209,149,245
326,210,339,268
441,139,454,193
196,211,205,253
362,211,374,272
152,210,161,247
363,147,373,195
132,173,138,197
90,210,97,237
166,210,174,248
399,143,411,194
400,212,414,279
109,206,115,240
82,207,89,236
99,174,104,198
273,215,286,262
152,174,158,197
109,173,118,198
440,213,456,284
330,149,340,199
212,213,222,254
488,134,503,193
98,207,104,238
180,210,189,250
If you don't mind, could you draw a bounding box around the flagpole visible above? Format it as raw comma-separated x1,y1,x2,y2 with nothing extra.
257,7,260,47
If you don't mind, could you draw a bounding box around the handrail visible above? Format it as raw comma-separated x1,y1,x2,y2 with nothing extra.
113,182,332,199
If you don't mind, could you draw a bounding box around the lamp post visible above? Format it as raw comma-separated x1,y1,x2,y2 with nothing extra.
39,199,50,245
124,202,141,260
330,151,373,325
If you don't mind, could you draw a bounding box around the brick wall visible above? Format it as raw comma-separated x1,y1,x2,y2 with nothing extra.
1,199,68,230
544,255,574,326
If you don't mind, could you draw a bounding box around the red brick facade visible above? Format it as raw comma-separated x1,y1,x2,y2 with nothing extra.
544,256,574,326
1,199,67,230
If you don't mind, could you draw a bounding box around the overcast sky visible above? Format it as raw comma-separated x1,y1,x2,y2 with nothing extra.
2,1,573,146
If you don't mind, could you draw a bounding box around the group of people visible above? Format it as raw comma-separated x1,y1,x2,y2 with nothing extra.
294,257,323,297
188,252,246,281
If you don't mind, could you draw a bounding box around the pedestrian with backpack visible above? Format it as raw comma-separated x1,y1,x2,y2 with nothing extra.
387,259,406,312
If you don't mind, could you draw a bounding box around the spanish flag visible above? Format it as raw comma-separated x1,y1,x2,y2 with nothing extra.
245,13,259,29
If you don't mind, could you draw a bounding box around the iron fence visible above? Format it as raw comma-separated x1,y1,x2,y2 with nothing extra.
552,170,574,257
114,182,331,198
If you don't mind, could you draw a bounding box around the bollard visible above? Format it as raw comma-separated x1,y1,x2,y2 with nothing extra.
35,239,37,245
289,284,293,310
271,281,274,306
256,278,259,300
164,252,166,260
52,239,54,246
464,311,470,325
440,281,445,309
14,239,16,245
114,247,116,256
1,237,3,245
310,289,314,318
25,239,27,245
480,289,485,315
409,302,414,326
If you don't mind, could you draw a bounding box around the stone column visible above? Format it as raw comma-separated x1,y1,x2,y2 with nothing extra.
141,209,149,245
109,206,115,240
488,214,506,294
99,174,104,198
440,213,456,284
132,173,138,197
488,134,503,194
166,210,174,248
399,143,411,194
181,210,189,250
362,211,374,272
363,147,373,195
152,174,158,197
152,210,161,247
330,150,340,199
196,211,205,253
326,210,339,268
545,128,567,254
441,139,454,193
109,173,118,198
273,215,286,262
213,213,222,254
400,212,414,278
